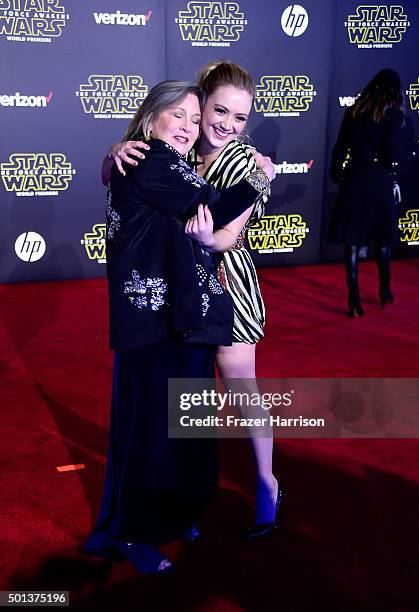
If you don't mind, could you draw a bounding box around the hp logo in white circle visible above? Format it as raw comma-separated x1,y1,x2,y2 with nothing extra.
15,232,46,262
281,5,309,37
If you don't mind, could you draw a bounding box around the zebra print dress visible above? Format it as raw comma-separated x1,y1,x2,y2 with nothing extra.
189,140,268,344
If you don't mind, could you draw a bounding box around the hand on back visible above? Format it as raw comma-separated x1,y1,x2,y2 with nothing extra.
109,140,150,176
252,150,276,182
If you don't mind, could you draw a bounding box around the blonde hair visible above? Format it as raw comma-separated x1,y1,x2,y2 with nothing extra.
197,60,255,99
123,80,204,142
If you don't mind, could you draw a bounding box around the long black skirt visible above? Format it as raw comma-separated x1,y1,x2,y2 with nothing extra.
93,338,218,545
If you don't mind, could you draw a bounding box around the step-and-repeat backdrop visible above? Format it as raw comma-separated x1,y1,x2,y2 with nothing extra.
1,0,418,283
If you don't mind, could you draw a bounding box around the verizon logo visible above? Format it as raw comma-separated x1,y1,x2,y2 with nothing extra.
0,91,53,107
93,10,152,26
339,95,358,107
275,160,314,174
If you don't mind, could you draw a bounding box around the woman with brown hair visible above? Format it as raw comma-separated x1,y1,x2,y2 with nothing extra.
84,80,271,574
329,68,405,317
102,61,282,539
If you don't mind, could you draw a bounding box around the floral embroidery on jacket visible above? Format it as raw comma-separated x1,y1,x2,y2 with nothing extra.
106,188,121,240
170,158,206,188
201,293,210,317
123,270,167,311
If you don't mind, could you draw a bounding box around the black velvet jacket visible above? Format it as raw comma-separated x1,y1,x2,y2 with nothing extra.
106,139,265,351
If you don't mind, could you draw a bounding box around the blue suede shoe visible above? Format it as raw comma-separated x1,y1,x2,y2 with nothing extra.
82,531,172,574
108,538,173,574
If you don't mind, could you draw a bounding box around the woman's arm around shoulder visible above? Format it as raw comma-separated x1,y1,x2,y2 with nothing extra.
101,140,150,185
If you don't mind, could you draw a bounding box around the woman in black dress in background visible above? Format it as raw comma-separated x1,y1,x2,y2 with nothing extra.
328,69,404,317
82,81,270,574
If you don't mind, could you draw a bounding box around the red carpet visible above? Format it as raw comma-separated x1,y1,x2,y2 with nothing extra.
1,260,418,611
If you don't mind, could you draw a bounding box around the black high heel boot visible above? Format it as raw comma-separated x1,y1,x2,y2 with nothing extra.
344,246,364,318
375,245,394,307
348,284,364,318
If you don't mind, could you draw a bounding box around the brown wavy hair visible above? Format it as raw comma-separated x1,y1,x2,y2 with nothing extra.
351,68,404,123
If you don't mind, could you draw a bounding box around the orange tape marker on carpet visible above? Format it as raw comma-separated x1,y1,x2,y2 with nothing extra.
56,464,85,472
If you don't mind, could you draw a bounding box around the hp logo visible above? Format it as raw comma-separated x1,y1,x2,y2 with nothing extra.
281,5,309,37
15,232,46,262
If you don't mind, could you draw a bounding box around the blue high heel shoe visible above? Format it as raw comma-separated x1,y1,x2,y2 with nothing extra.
245,485,284,540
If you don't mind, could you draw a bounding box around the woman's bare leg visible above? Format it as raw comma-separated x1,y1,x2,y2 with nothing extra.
216,342,278,524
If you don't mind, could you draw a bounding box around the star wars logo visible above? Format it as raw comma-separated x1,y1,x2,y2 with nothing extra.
344,5,410,48
254,76,317,117
175,1,247,47
0,153,75,197
398,210,419,245
406,78,419,113
76,75,148,120
81,224,107,264
0,0,69,44
247,214,309,253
